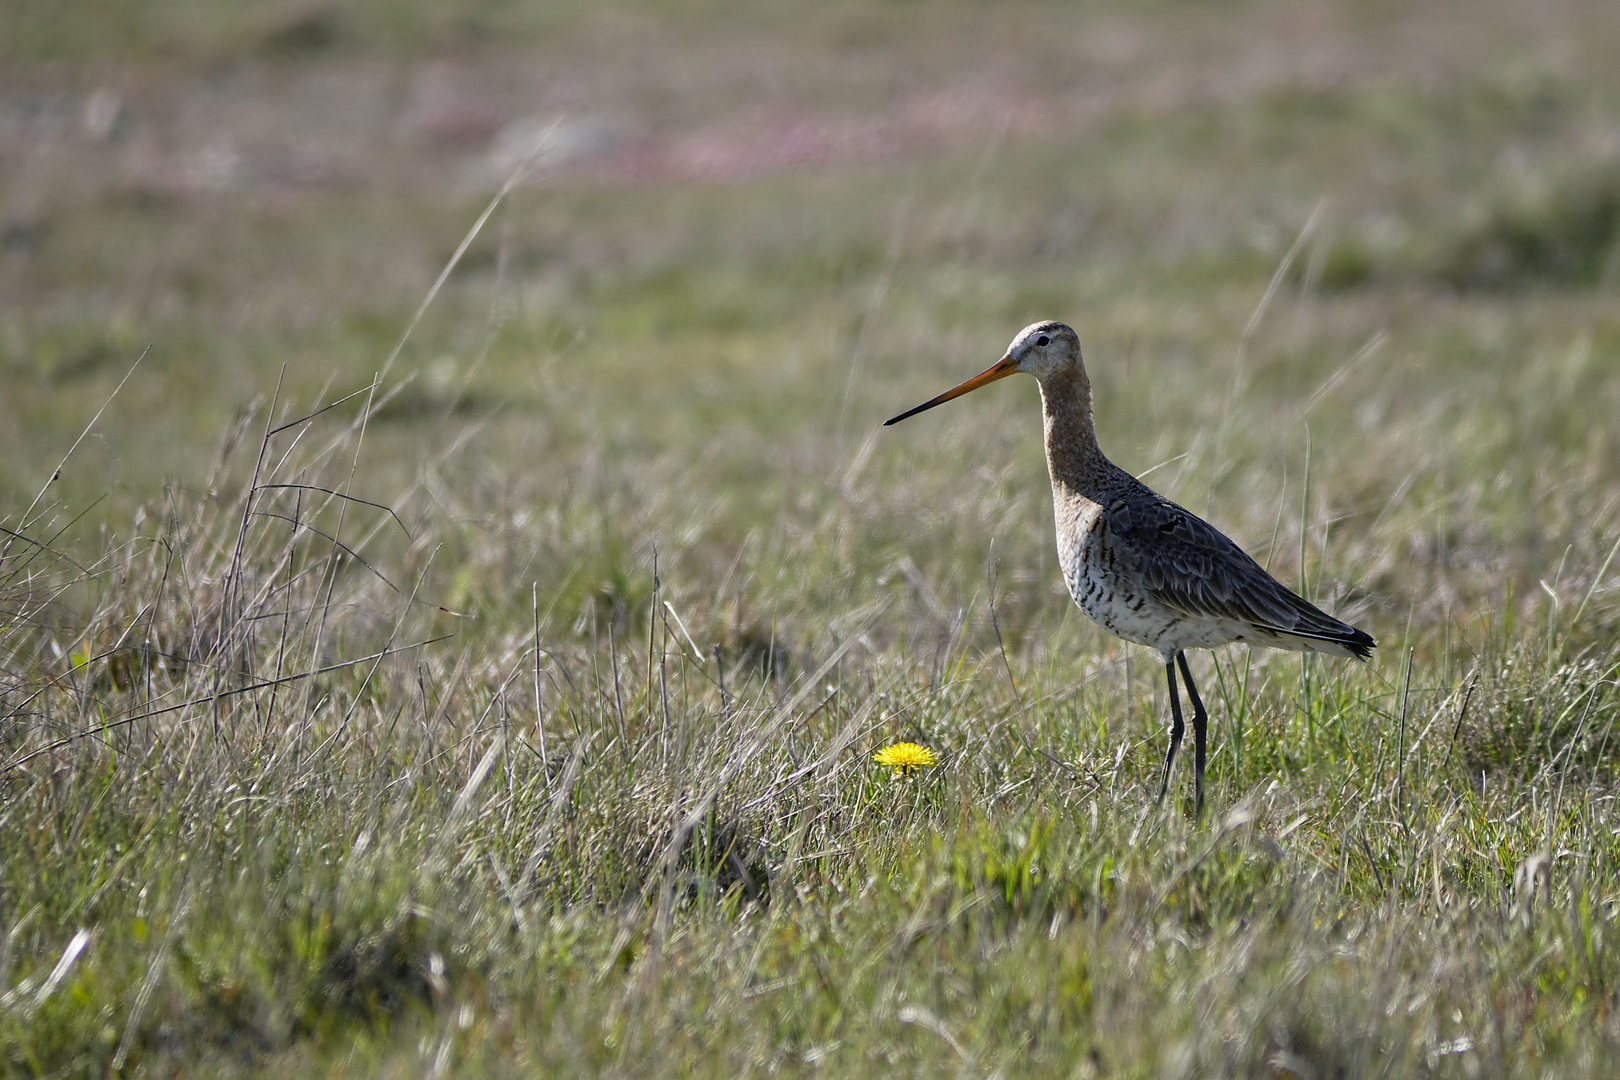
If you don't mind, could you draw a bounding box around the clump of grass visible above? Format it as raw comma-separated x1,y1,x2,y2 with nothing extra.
1307,161,1620,293
1436,163,1620,290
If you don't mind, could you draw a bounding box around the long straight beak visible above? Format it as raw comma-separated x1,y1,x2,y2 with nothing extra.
883,355,1019,426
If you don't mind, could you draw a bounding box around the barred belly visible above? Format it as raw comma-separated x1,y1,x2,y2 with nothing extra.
1063,527,1181,651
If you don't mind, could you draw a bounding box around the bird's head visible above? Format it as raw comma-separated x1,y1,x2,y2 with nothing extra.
883,320,1083,426
1004,320,1082,379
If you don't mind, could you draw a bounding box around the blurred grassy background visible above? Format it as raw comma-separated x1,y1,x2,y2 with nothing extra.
4,0,1620,1075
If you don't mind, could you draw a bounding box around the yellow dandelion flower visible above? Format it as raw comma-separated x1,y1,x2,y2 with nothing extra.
873,741,938,777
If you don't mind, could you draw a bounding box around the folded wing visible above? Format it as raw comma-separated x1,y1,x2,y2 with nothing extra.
1103,482,1375,659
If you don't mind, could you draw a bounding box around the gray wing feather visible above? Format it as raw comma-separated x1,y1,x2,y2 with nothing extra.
1103,481,1368,647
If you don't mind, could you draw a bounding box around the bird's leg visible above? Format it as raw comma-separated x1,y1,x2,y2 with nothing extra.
1156,659,1185,806
1176,651,1209,816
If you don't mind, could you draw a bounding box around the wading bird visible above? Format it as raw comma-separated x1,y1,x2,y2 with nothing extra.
884,321,1374,813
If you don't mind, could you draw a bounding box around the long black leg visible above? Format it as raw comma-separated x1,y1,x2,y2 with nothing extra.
1176,651,1209,816
1156,659,1185,805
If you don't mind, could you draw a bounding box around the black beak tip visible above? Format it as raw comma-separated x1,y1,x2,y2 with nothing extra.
883,403,930,426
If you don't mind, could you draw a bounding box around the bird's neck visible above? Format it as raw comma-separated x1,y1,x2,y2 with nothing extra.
1037,368,1109,500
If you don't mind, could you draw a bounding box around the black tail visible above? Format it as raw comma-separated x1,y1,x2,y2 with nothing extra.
1252,618,1376,661
1342,625,1376,661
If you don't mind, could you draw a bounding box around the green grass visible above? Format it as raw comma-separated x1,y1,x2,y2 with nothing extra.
5,0,1620,1075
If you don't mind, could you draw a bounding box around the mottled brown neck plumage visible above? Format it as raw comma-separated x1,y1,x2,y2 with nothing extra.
1036,365,1111,502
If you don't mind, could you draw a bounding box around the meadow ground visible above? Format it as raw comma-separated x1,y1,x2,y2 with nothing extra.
4,1,1620,1075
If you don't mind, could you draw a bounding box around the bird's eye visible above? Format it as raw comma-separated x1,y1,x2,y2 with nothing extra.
1036,335,1051,347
